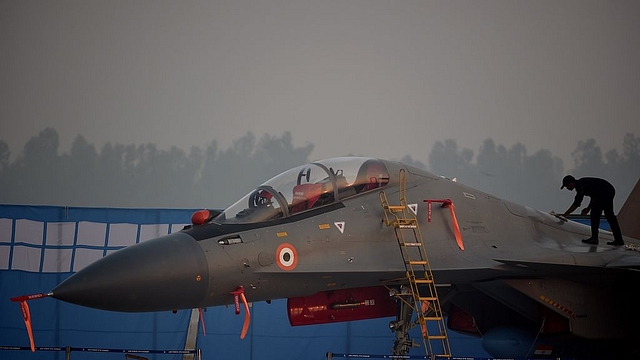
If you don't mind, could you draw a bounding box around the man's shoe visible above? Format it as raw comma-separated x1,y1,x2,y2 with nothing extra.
582,238,599,245
607,240,624,246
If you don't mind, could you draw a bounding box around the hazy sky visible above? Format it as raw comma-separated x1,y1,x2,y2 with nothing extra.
2,0,639,168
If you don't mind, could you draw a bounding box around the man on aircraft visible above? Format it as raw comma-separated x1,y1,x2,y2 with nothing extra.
560,175,624,245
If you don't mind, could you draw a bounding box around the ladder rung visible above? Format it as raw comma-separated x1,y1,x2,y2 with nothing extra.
427,335,447,340
407,260,428,265
395,219,416,224
422,316,443,321
418,296,438,301
396,218,416,222
401,242,422,247
386,205,406,212
397,224,417,229
413,279,433,284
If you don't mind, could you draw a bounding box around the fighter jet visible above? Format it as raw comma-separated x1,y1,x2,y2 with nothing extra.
11,157,640,358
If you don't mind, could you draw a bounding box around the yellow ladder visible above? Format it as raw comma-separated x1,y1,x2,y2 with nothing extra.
380,169,452,359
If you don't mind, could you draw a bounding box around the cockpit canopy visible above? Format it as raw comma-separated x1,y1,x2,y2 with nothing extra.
216,157,390,224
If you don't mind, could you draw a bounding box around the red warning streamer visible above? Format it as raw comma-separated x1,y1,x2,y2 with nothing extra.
10,292,50,352
198,308,206,337
230,286,251,339
425,199,464,250
20,301,35,352
448,202,464,250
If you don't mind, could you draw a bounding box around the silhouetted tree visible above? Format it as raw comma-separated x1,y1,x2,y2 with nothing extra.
196,140,221,207
398,155,427,170
571,139,606,176
209,132,259,208
254,131,313,177
0,141,9,200
196,132,313,208
569,134,640,209
0,140,9,172
617,134,640,204
96,142,131,206
5,128,63,204
522,149,565,211
428,139,474,181
182,146,204,206
473,139,566,210
428,138,566,211
63,135,99,205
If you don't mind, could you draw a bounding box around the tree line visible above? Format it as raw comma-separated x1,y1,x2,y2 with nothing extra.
0,128,638,213
0,128,312,209
426,135,640,213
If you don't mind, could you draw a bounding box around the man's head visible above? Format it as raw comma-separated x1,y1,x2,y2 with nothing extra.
561,175,576,190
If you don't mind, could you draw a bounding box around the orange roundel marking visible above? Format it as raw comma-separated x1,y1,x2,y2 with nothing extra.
276,243,298,271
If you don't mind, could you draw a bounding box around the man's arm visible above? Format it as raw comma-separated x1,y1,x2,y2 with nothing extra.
563,189,585,217
562,191,584,217
562,204,578,217
581,198,593,215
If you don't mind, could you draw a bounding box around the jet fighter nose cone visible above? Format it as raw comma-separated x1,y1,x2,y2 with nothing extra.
52,232,209,312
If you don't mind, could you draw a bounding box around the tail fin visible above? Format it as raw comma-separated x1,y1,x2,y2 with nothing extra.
618,179,640,240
